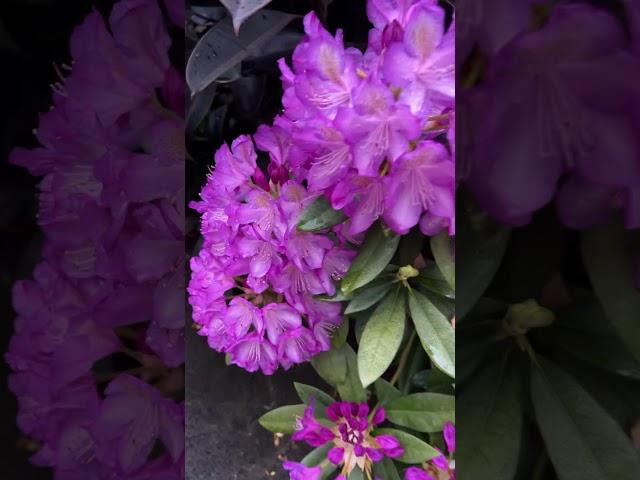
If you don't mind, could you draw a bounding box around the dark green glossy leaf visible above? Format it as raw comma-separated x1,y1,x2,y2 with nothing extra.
311,345,348,387
297,196,346,232
430,231,455,289
258,404,306,434
338,344,368,402
374,428,439,464
358,288,406,387
294,383,335,410
582,223,640,362
457,355,523,480
456,198,510,319
345,277,393,314
332,318,349,349
186,10,295,93
341,222,400,294
408,290,455,378
373,457,402,480
414,261,454,298
531,357,640,480
550,299,640,380
412,369,455,394
385,393,455,432
302,444,338,478
374,378,402,405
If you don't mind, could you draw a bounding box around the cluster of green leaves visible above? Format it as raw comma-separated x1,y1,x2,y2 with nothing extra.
456,192,640,480
259,198,456,478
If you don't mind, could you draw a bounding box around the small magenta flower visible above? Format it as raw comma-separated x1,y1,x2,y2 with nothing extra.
404,421,455,480
288,400,404,479
283,461,322,480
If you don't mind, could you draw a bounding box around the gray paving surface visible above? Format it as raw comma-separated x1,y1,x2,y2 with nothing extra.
186,326,322,479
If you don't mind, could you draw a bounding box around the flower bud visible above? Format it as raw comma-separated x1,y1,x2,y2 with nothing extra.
503,299,555,336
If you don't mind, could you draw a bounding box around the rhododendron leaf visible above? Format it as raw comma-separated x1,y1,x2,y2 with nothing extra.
186,10,294,94
373,457,401,480
317,291,352,302
456,202,511,320
344,277,393,314
350,467,365,480
341,222,400,294
294,383,335,410
414,261,454,299
548,299,640,380
358,288,406,388
219,0,274,34
331,319,349,348
458,356,523,480
430,231,455,290
385,393,454,433
302,444,338,478
302,443,332,466
338,344,368,402
258,404,306,434
582,222,640,362
311,344,348,387
373,428,439,464
409,290,455,378
531,357,640,480
374,378,402,406
297,196,346,232
411,369,454,394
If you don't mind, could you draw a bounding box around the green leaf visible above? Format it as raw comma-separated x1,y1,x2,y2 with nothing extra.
311,346,348,387
582,222,640,362
385,393,455,432
297,196,346,232
430,231,455,289
374,378,402,405
341,222,400,294
337,344,368,402
408,290,455,378
302,443,332,466
374,428,439,464
258,404,306,434
457,355,523,480
332,319,350,349
456,195,511,319
414,261,454,298
349,468,365,480
412,369,454,394
358,288,407,387
317,291,352,302
373,457,402,480
550,299,640,380
345,277,393,314
294,383,335,410
531,357,640,480
302,444,338,478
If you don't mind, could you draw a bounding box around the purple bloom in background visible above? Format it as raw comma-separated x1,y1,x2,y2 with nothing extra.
285,400,403,479
462,2,640,230
6,0,185,478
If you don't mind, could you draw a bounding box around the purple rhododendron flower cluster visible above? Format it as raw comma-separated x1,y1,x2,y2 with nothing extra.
405,422,455,480
188,135,355,374
461,2,640,231
284,400,403,479
189,0,455,374
6,0,185,477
